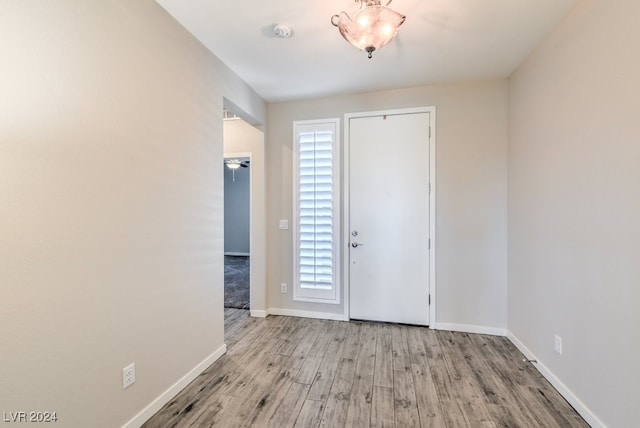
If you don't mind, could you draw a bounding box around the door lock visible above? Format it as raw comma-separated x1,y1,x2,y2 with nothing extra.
351,230,358,237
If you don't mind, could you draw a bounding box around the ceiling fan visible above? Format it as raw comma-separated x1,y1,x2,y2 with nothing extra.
224,158,250,182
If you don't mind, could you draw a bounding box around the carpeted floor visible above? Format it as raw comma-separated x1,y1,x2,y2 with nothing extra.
224,256,250,309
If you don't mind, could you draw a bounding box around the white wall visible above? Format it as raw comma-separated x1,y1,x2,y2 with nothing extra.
266,81,508,329
223,119,267,316
508,0,640,426
0,2,265,427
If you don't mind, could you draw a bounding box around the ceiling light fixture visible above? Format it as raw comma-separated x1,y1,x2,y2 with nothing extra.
331,0,406,59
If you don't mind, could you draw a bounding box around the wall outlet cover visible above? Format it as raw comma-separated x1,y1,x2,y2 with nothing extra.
123,363,136,389
554,335,563,355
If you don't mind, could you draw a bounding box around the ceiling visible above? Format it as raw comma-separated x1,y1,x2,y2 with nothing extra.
155,0,578,103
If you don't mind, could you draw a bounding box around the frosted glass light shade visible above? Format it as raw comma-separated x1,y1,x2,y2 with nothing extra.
332,1,406,58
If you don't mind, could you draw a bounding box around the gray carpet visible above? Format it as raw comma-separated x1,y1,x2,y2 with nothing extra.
224,256,250,309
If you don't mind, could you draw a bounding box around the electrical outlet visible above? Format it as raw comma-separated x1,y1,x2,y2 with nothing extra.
279,219,289,230
123,363,135,389
280,283,287,294
554,335,563,355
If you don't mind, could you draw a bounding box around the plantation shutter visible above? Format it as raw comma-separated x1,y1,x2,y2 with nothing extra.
293,119,340,303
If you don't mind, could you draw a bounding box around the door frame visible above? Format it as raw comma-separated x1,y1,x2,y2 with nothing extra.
343,107,436,326
222,99,267,319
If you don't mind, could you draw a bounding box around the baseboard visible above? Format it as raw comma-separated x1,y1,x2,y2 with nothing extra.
268,307,348,321
434,322,507,337
507,331,606,428
224,252,250,256
250,309,267,318
122,344,227,428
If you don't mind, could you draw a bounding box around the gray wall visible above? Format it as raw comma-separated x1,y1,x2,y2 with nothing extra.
224,157,250,254
508,0,639,425
0,1,265,427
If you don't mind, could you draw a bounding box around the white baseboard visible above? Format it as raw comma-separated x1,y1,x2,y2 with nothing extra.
122,344,227,428
507,331,606,428
250,309,267,318
434,322,507,337
268,307,348,321
224,252,250,256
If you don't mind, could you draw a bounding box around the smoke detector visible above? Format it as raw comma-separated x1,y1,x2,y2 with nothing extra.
273,23,293,38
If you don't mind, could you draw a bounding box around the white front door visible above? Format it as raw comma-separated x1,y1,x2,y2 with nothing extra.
348,111,431,325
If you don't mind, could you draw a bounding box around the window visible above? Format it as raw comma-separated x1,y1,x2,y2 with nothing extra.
293,119,340,303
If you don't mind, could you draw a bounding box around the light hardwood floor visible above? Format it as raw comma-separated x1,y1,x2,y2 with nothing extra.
142,309,588,427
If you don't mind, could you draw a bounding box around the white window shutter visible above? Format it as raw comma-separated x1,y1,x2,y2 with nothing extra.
293,119,340,303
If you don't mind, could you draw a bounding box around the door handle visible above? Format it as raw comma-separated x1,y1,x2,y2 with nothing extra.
351,242,364,248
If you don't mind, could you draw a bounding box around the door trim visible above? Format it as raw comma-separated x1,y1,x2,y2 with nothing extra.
222,98,267,319
343,107,436,327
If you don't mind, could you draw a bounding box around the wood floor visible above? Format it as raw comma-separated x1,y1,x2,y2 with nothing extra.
142,309,588,428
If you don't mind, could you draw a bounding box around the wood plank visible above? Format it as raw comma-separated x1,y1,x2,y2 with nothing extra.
289,319,327,369
183,394,234,427
345,323,377,428
341,321,363,362
493,337,589,428
240,362,301,428
407,328,446,428
422,328,445,361
393,370,420,427
148,316,296,427
307,322,348,401
223,308,243,332
463,333,540,427
373,324,393,388
427,332,471,427
438,331,496,426
475,334,588,428
294,400,325,428
410,363,446,428
370,386,394,428
518,383,589,428
318,323,364,427
318,356,356,427
391,324,411,372
215,317,297,399
226,314,288,358
295,321,335,384
268,382,311,428
212,354,293,427
219,335,287,397
140,356,239,427
345,373,373,428
276,317,315,356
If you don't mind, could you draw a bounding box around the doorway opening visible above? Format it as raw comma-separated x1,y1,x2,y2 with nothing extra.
223,154,251,309
222,101,267,318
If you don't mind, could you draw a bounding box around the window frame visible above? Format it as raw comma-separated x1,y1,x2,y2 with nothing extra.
292,118,341,304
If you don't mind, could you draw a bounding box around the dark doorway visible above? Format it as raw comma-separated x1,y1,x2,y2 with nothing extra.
223,156,250,309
